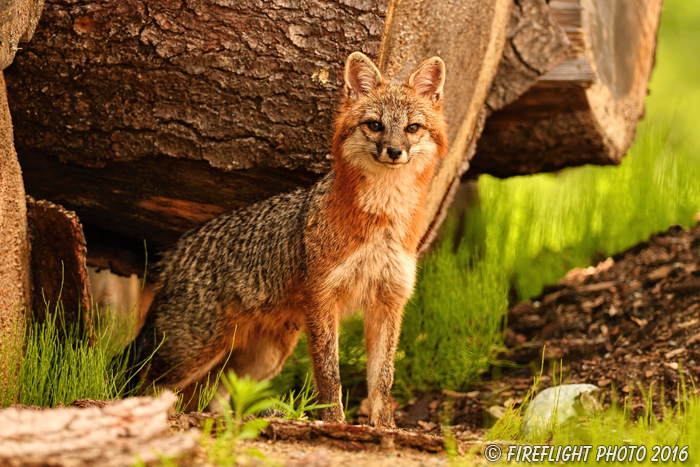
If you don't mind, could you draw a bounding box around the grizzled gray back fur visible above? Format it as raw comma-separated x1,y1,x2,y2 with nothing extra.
131,174,333,378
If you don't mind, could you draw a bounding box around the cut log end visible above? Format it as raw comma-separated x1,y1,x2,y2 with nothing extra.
471,0,663,177
583,0,663,161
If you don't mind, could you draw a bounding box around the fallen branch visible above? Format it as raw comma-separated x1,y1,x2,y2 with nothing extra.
170,412,471,454
262,419,450,453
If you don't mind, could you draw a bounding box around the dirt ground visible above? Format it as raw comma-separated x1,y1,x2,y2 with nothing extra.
241,439,452,467
500,221,700,418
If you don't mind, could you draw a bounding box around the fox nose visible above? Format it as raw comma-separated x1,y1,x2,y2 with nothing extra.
387,147,402,161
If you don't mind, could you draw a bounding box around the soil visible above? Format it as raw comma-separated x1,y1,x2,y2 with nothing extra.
242,439,451,467
499,221,700,419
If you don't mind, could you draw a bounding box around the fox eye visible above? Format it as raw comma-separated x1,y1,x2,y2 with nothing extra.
365,121,383,132
406,123,420,134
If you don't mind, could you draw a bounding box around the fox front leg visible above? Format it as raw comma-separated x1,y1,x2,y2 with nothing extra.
305,302,345,423
363,291,406,427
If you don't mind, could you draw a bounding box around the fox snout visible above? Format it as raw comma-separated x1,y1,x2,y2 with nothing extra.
377,140,408,166
386,146,403,161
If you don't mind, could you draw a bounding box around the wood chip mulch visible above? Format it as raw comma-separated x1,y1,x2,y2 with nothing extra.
501,222,700,417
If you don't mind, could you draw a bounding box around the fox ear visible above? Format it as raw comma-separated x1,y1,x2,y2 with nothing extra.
344,52,383,100
407,57,446,104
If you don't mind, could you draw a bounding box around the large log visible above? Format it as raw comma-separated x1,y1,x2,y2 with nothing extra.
471,0,664,177
5,0,514,272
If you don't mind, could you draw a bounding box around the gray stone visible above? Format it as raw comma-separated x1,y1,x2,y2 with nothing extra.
523,384,602,436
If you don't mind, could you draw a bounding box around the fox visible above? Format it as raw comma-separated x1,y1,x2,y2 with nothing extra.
131,51,448,427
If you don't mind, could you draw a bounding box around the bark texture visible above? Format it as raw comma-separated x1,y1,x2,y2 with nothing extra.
0,0,44,69
0,73,30,378
26,197,93,335
262,419,448,453
169,413,476,454
0,0,45,394
0,391,198,467
6,0,515,272
472,0,664,177
486,0,570,112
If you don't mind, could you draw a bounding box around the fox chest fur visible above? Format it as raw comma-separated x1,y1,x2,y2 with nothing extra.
306,166,431,316
321,222,417,315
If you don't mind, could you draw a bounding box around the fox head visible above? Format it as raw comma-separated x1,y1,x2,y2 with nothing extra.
332,52,448,176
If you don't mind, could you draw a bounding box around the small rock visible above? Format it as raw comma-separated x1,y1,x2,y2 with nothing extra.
523,384,601,436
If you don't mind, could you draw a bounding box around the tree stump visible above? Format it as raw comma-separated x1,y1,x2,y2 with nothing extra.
26,197,93,336
471,0,664,177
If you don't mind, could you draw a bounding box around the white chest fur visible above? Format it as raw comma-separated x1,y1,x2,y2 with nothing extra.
324,229,417,314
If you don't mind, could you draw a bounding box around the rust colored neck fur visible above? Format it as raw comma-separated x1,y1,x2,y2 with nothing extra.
325,140,440,252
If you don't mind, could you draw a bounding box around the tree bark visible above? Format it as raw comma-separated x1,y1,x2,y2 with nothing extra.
471,0,664,177
486,0,570,113
0,0,44,70
0,0,44,386
0,73,30,387
261,419,449,453
169,413,475,454
6,0,513,273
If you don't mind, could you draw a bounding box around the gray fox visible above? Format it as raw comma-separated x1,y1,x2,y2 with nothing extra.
132,51,448,427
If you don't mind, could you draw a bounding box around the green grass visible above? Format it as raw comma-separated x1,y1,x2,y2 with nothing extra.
0,305,128,407
474,120,700,301
0,300,148,408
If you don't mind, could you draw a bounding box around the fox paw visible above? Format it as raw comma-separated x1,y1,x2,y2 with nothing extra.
319,405,345,423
